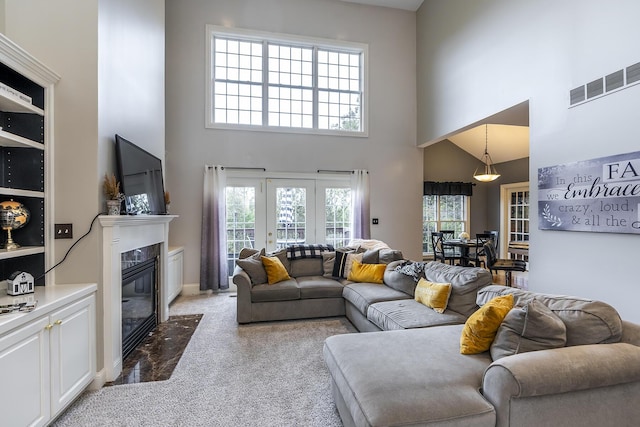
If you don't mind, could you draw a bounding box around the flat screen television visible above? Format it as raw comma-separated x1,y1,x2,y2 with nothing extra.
115,134,167,215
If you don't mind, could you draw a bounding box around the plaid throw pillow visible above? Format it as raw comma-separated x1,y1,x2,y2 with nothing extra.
286,244,335,260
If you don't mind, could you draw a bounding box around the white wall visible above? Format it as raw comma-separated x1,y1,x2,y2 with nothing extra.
417,0,640,322
166,0,422,287
2,0,165,372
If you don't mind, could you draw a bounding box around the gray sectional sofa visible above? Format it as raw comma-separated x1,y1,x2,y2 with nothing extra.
324,284,640,427
232,246,640,426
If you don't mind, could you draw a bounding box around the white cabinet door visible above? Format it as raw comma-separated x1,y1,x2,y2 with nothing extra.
0,316,51,427
167,248,184,303
49,294,96,417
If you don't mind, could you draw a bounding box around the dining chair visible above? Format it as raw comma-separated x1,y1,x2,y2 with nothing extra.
466,233,493,268
483,240,527,287
484,230,499,254
431,232,462,265
439,230,461,258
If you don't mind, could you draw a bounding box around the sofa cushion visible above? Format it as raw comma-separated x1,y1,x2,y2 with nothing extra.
332,251,363,278
361,248,380,264
342,282,410,315
378,248,404,264
322,251,335,278
414,278,452,314
289,257,324,277
367,299,467,330
347,260,386,284
323,326,495,427
261,255,291,284
423,261,493,318
236,251,268,285
267,248,291,274
250,278,300,302
383,260,418,297
477,285,623,346
460,295,514,355
490,299,567,361
296,276,344,299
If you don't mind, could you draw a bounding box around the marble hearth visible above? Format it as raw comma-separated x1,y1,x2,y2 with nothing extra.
99,215,176,384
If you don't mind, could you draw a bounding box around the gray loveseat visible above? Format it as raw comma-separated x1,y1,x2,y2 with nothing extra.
323,284,640,427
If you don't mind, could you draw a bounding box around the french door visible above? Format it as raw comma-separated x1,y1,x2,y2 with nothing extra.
266,179,315,252
225,176,351,272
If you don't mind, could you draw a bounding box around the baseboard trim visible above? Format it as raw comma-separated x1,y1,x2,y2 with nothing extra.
90,369,106,390
181,282,237,296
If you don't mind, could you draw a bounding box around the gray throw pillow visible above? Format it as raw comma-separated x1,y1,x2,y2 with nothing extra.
361,249,380,264
379,249,403,264
490,299,567,361
236,251,267,285
322,251,336,278
238,247,264,259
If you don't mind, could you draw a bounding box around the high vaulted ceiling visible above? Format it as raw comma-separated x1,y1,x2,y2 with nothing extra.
338,0,530,163
339,0,424,12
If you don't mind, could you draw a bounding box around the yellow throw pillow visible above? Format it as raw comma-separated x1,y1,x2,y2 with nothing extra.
347,260,386,284
414,278,452,314
261,256,291,285
460,294,514,355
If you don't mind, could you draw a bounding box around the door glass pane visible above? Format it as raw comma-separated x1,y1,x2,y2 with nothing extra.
276,187,306,248
226,186,256,272
325,187,351,247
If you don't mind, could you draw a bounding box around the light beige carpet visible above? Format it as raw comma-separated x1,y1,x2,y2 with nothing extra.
53,292,355,427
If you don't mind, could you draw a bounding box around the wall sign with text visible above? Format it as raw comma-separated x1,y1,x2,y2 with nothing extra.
538,151,640,234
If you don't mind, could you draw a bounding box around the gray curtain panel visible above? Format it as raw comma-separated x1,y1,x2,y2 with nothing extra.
351,169,371,239
200,165,229,291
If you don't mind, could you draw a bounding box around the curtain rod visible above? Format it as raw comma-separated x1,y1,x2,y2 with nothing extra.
317,170,368,174
207,166,266,171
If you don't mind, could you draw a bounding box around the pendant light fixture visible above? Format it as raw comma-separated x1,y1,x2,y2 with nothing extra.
473,124,501,182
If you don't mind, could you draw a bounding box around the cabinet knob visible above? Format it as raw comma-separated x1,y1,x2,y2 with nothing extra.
45,324,53,330
54,320,63,325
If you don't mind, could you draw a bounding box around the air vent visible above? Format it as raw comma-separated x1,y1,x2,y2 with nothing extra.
627,62,640,84
605,70,624,92
569,60,640,108
570,86,585,105
586,78,603,99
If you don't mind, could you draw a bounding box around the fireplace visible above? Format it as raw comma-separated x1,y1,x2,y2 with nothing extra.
121,245,160,359
99,214,175,385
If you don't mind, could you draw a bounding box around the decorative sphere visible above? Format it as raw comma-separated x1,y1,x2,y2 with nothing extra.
0,200,30,231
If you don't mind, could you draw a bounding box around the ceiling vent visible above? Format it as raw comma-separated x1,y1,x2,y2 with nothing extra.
569,61,640,107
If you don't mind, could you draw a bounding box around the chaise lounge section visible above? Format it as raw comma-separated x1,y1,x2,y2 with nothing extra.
323,285,640,427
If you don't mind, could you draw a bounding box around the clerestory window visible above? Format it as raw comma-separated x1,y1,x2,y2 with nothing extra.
206,25,367,136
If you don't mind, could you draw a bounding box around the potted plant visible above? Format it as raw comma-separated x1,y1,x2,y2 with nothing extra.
164,191,171,213
103,173,124,215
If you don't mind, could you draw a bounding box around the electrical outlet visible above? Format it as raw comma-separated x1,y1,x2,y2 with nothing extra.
54,223,73,239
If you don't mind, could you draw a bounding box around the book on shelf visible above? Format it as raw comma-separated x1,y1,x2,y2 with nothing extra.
0,81,32,104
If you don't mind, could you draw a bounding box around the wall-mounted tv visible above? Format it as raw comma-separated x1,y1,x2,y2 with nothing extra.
115,134,167,215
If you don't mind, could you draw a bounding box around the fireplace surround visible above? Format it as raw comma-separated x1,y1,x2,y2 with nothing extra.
99,215,175,384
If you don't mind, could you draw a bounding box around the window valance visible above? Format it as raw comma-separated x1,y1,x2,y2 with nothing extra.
423,181,474,196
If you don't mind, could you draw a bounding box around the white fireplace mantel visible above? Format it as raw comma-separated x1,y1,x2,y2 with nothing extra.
99,214,176,383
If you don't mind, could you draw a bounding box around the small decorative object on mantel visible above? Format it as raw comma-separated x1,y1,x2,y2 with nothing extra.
103,173,124,215
164,191,171,214
0,199,30,250
6,271,34,296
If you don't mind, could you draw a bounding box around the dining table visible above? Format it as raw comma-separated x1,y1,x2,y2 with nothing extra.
442,238,481,267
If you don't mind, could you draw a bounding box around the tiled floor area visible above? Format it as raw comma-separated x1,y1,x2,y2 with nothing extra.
106,313,203,385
